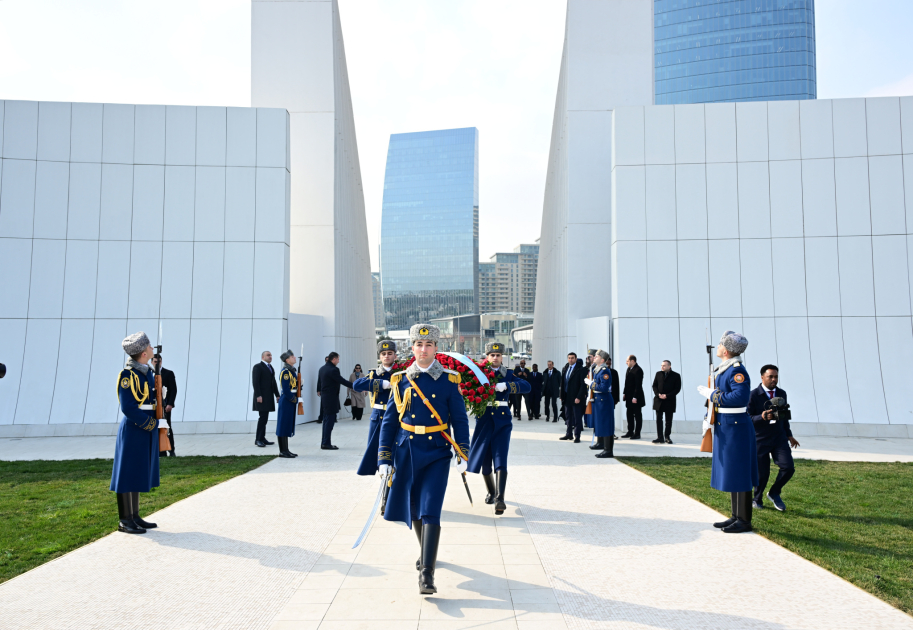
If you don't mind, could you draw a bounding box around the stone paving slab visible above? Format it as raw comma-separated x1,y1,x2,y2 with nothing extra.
1,418,911,462
1,420,911,629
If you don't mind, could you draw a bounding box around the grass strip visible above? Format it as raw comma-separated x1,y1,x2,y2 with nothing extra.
0,455,273,584
618,456,913,615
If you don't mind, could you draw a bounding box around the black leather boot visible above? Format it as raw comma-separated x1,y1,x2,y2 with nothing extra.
589,437,603,450
117,493,145,534
714,492,739,529
278,437,294,458
483,473,497,504
131,492,157,529
723,491,753,533
418,524,441,594
494,470,508,515
596,436,614,458
413,520,423,571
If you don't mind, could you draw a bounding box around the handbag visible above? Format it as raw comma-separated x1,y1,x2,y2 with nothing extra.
343,397,351,406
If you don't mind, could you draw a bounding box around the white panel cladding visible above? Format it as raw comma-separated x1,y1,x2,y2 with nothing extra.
37,101,71,162
612,166,646,241
677,317,712,421
902,97,913,153
225,167,256,241
227,107,257,167
183,319,222,422
216,318,253,421
675,163,707,240
602,97,911,432
0,100,290,429
644,106,675,165
3,100,39,159
645,165,676,240
646,241,678,318
196,107,227,167
674,104,705,164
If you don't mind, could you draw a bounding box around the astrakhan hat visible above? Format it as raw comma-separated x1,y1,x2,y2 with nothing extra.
410,323,440,344
596,349,610,361
719,331,748,356
279,349,294,362
484,341,506,355
122,331,150,356
377,340,397,354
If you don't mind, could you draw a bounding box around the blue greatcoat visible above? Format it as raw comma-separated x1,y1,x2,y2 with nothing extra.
276,365,298,437
378,362,470,527
352,366,394,476
709,362,759,492
467,366,530,475
110,367,161,493
591,364,616,438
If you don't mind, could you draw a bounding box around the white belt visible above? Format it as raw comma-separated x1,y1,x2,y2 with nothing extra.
139,404,154,410
488,401,509,407
717,407,747,414
373,403,385,410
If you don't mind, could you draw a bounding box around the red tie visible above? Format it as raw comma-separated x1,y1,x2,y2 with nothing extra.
768,390,773,399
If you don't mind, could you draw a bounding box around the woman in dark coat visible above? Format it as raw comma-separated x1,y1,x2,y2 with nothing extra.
276,350,299,458
110,331,161,534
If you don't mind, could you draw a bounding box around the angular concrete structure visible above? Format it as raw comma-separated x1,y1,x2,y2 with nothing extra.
252,0,375,372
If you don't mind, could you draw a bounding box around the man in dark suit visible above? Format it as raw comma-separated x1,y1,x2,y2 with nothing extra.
748,364,800,512
559,353,587,443
152,354,177,456
621,355,645,439
651,360,681,444
542,360,561,422
527,364,543,420
512,360,530,419
252,350,280,447
607,357,621,437
317,351,354,450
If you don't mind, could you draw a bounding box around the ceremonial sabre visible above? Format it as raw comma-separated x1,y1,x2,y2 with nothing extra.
352,470,390,549
441,352,489,385
461,470,473,506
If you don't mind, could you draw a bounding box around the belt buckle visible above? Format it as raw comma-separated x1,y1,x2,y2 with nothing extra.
415,425,426,435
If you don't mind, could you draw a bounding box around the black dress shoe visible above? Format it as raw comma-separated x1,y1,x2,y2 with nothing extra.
279,451,295,458
255,440,267,447
665,438,673,444
630,434,641,440
559,435,572,441
321,445,339,450
316,420,323,424
573,436,581,443
713,516,737,529
552,419,557,423
134,515,157,529
722,518,753,533
652,438,664,444
620,432,633,439
263,439,275,445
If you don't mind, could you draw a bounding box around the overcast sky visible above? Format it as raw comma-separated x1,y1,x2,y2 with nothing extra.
1,0,911,270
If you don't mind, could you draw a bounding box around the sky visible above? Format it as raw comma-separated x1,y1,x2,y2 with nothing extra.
1,0,911,271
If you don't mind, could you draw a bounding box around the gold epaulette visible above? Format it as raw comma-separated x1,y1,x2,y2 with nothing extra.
734,362,741,367
445,369,461,384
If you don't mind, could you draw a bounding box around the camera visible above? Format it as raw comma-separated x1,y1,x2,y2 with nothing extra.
0,362,6,379
769,396,791,421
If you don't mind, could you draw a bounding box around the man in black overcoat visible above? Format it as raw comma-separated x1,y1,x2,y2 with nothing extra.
559,353,588,443
542,360,561,422
651,360,681,444
621,355,646,439
153,354,177,456
317,352,354,450
252,350,280,447
527,364,543,419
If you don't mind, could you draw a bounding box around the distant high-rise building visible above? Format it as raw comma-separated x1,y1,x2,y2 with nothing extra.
654,0,816,104
371,272,385,333
380,128,480,330
479,242,539,314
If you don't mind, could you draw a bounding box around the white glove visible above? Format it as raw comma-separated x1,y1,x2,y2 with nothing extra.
702,417,712,435
697,385,714,400
378,464,392,476
162,386,168,397
584,377,593,386
456,458,467,474
381,380,391,390
495,383,507,392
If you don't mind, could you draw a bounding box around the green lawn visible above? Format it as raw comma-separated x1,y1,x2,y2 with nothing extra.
619,457,913,615
0,456,273,584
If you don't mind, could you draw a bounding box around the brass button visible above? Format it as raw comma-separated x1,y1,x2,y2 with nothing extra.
412,414,416,418
409,436,413,439
432,394,436,398
428,436,432,440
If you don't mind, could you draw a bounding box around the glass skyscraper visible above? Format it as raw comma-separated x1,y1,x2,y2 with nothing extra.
654,0,816,104
380,128,479,331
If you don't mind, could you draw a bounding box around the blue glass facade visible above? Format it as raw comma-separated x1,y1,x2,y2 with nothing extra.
380,128,479,331
654,0,816,104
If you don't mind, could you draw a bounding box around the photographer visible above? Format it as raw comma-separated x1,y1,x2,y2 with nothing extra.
748,364,799,512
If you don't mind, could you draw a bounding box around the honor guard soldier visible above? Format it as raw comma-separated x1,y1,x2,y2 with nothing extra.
467,341,530,515
353,340,397,476
586,350,616,458
377,324,470,595
276,350,299,458
110,332,160,534
698,331,759,533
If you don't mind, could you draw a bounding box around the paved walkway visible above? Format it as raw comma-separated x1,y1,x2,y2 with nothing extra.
1,421,911,629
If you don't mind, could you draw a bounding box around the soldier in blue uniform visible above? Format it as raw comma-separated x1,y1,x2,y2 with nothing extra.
276,350,299,458
378,324,470,595
698,331,759,534
352,340,397,476
587,350,616,458
110,331,160,534
467,341,530,515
